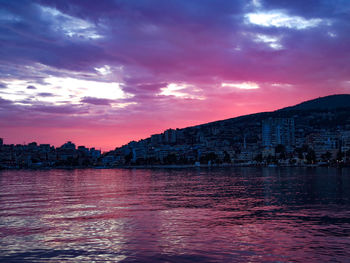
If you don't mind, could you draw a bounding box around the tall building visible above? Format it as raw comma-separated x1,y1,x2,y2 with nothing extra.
0,138,3,146
164,129,177,144
262,118,295,151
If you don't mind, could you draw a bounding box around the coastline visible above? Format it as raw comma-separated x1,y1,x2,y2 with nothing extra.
1,163,348,171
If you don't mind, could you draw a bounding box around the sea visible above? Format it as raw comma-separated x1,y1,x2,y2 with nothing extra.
0,168,350,262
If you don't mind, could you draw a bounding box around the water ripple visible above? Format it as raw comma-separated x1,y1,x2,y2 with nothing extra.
0,168,350,262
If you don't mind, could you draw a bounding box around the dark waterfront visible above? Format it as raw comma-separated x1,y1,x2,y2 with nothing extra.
0,168,350,262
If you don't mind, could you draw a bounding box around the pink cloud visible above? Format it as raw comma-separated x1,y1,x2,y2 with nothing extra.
0,0,350,150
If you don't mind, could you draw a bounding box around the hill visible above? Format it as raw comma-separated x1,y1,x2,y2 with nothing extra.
107,94,350,166
280,94,350,111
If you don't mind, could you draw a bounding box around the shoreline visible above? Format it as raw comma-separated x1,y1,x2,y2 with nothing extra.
1,163,349,171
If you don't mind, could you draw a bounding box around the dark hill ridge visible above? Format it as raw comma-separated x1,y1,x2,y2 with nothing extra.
129,94,350,145
115,94,350,149
111,94,350,166
190,94,350,130
280,94,350,111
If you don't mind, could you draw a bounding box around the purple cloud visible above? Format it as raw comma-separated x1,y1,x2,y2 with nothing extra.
37,92,55,97
0,97,13,105
30,104,86,114
27,85,37,90
0,0,350,149
81,97,113,105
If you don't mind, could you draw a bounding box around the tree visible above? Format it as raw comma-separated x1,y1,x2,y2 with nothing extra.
321,151,332,162
124,152,133,164
301,144,310,153
275,144,286,154
200,152,218,164
336,151,344,162
136,158,145,165
305,150,316,164
266,154,276,164
223,151,231,163
164,153,177,164
254,154,263,163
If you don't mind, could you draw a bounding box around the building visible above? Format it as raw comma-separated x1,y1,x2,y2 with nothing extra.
77,146,89,155
89,148,101,159
262,118,295,151
61,141,76,150
150,134,162,145
307,131,339,159
0,138,3,147
57,141,77,161
164,129,177,144
341,131,350,153
237,150,254,162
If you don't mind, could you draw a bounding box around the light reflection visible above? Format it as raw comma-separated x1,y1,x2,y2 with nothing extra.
0,168,350,262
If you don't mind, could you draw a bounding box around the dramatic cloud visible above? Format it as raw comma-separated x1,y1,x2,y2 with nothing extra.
245,11,325,30
0,0,349,150
39,5,103,40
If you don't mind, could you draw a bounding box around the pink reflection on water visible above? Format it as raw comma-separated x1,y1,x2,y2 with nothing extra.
0,168,350,262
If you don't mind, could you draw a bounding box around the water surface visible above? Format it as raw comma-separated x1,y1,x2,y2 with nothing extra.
0,168,350,262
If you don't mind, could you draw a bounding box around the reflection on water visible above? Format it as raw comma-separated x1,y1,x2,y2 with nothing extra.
0,168,350,262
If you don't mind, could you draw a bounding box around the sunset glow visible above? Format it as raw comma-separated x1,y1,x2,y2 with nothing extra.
221,82,260,90
0,0,349,150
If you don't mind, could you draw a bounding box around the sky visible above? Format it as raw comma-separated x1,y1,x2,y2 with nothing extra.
0,0,350,150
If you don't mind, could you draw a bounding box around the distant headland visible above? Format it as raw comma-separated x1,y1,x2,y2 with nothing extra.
1,94,350,169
